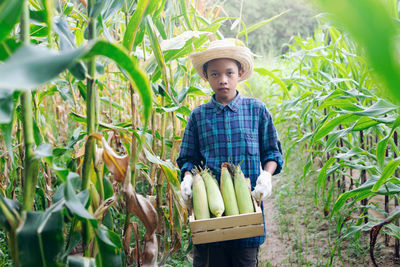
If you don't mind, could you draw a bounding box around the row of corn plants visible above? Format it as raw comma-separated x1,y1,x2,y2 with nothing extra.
0,0,208,265
252,0,400,265
0,0,284,265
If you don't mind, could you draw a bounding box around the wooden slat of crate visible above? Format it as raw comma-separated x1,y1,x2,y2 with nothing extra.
189,200,264,244
191,223,264,244
190,210,263,232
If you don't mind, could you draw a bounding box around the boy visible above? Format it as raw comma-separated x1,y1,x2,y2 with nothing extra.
177,39,283,267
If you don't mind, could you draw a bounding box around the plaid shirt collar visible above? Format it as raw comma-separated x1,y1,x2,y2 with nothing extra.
205,90,242,113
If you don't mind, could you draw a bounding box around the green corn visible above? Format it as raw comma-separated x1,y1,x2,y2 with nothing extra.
192,173,210,220
220,163,239,216
201,169,225,217
233,164,254,214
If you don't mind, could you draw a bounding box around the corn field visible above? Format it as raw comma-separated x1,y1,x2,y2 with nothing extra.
0,0,400,266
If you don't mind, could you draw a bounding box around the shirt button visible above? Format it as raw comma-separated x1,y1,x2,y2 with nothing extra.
228,138,231,142
228,157,231,161
226,120,229,123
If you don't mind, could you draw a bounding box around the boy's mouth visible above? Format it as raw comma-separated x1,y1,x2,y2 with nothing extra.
218,87,230,91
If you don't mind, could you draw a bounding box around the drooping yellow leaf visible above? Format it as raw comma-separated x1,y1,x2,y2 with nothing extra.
100,135,129,182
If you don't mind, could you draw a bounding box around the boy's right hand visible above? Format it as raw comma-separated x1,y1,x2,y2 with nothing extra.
180,173,193,201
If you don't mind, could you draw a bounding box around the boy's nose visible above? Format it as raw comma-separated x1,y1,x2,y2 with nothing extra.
219,75,228,85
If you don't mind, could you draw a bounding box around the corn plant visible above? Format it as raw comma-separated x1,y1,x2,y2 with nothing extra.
254,0,400,265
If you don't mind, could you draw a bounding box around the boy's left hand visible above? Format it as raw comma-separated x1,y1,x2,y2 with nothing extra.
252,171,272,201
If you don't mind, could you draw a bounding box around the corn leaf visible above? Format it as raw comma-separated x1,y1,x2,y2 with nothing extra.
160,31,204,51
145,15,177,105
237,10,290,37
0,196,20,232
254,67,289,97
16,210,64,267
312,113,359,142
88,0,105,19
0,45,85,90
122,0,151,51
53,16,87,80
0,0,24,42
332,176,378,214
95,225,123,267
101,0,124,21
64,175,96,225
352,117,380,131
178,0,192,30
315,157,336,203
351,99,399,117
371,157,400,192
82,41,153,126
376,115,400,169
324,127,352,152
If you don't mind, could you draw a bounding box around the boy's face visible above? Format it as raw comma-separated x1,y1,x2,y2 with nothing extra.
204,58,243,105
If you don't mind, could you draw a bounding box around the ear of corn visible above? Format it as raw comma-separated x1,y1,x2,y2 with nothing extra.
233,164,254,214
192,173,210,220
220,163,239,216
201,169,225,217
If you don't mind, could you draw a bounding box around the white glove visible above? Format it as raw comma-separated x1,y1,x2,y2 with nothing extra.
252,171,272,201
180,173,193,201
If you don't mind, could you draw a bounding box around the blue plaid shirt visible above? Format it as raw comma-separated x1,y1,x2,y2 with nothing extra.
177,91,283,248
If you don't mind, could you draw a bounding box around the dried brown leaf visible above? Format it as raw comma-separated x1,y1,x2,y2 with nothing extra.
142,234,158,267
100,135,129,182
122,167,158,266
123,222,134,261
132,222,140,266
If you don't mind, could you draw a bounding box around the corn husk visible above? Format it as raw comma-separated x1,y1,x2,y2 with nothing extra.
233,163,254,214
192,173,210,220
220,163,239,216
201,169,225,217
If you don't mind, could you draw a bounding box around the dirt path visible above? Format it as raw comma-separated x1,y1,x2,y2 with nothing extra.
258,182,287,266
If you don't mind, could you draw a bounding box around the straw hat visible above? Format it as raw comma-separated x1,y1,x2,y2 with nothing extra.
189,39,254,82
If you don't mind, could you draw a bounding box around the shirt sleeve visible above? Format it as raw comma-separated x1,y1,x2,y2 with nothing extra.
176,111,203,180
259,105,283,175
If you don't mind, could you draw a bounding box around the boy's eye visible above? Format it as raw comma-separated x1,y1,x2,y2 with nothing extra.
211,73,218,77
227,71,234,75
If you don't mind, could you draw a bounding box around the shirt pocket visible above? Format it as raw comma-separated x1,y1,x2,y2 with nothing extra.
241,130,258,156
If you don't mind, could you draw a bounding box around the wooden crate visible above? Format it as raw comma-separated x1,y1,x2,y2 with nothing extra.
189,199,264,244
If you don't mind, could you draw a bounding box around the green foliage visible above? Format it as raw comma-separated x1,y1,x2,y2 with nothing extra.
315,0,400,104
254,1,400,262
0,0,24,42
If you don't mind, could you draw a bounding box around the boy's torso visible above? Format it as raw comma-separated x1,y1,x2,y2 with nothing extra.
191,94,266,186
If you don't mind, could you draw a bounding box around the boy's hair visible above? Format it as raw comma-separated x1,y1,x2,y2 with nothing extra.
202,59,242,78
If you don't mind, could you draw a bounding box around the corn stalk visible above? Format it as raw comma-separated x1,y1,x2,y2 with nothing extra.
80,0,98,256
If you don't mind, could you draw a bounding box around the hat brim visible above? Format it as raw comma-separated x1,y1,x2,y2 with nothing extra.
189,46,253,82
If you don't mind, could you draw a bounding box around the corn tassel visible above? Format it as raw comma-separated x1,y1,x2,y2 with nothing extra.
233,164,254,214
220,163,239,216
201,169,225,217
192,173,210,220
